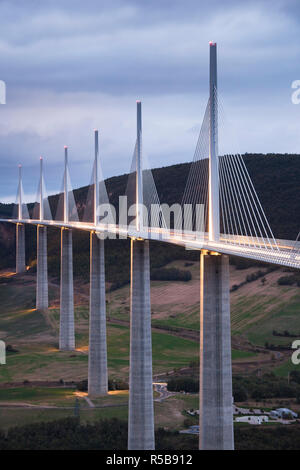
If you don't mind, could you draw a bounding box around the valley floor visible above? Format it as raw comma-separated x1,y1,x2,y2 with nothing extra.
0,260,300,445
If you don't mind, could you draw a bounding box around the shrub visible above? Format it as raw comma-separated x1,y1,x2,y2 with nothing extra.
167,377,198,393
76,378,128,392
151,268,192,282
277,276,296,286
5,344,19,353
233,384,248,402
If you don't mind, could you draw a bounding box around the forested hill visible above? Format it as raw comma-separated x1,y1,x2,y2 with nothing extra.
152,153,300,241
71,152,300,240
70,153,300,239
0,153,299,283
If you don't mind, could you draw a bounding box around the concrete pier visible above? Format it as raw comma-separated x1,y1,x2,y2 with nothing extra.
199,252,234,450
59,228,75,351
88,232,108,396
36,225,48,310
128,238,154,450
16,223,25,273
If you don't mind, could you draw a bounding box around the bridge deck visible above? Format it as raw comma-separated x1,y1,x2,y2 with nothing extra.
1,218,299,269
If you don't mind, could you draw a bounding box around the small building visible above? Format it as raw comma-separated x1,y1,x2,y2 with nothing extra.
270,408,298,419
235,415,268,425
180,425,199,435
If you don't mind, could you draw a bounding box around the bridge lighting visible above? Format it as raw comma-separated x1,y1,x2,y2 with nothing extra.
208,41,219,242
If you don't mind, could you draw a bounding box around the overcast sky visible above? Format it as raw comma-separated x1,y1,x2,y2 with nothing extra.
0,0,300,202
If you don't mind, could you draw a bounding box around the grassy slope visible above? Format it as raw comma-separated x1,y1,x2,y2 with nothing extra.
0,273,201,383
2,260,300,384
0,393,199,431
108,259,300,342
0,258,300,430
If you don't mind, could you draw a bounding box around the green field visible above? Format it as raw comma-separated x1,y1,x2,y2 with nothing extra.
0,385,201,432
108,262,300,355
246,294,300,347
0,274,201,382
0,330,200,383
151,309,200,331
0,387,75,403
2,265,300,385
231,349,256,360
0,406,129,431
273,359,299,378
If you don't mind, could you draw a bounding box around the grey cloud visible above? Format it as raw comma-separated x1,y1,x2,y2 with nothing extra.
0,0,298,95
0,0,299,201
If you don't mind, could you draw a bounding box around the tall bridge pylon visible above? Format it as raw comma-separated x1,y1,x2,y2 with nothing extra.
199,42,234,450
88,130,108,397
128,101,155,450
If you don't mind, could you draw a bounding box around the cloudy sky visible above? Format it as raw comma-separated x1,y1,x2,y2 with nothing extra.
0,0,299,202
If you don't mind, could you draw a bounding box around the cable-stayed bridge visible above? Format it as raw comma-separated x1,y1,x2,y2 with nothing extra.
0,43,299,450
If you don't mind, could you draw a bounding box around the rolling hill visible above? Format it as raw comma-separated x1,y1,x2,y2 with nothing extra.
0,153,299,287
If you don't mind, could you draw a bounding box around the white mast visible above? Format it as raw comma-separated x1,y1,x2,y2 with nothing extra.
136,100,143,231
39,157,44,221
208,42,220,242
18,164,22,220
94,130,99,225
64,146,69,223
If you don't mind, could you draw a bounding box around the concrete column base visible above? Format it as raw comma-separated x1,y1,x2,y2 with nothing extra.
88,233,108,396
59,228,75,351
128,238,155,450
199,252,234,450
16,223,25,273
36,225,48,310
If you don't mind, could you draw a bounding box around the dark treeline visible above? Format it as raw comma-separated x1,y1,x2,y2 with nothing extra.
277,272,300,286
233,373,300,401
0,417,195,450
231,266,278,292
151,267,192,282
235,425,300,450
167,377,199,393
76,378,128,392
1,416,300,450
167,373,300,401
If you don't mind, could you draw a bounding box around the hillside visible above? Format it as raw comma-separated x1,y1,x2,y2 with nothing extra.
0,258,300,435
0,153,299,286
0,160,300,434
